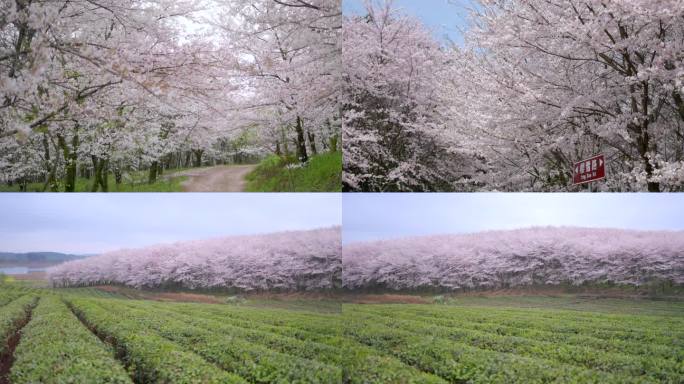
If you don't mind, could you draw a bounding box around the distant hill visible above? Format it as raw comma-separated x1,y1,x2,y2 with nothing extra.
0,252,91,263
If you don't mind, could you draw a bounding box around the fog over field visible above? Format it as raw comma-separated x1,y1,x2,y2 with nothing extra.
0,193,341,253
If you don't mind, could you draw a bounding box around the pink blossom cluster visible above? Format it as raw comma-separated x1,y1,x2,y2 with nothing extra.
343,227,684,290
50,227,341,291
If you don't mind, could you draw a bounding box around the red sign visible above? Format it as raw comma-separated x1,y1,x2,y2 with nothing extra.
573,154,605,185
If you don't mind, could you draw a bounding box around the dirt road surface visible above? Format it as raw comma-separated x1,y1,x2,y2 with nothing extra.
171,165,257,192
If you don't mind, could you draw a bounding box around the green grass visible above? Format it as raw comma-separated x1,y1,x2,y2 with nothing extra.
245,152,342,192
56,285,343,313
434,294,684,316
245,298,343,313
0,170,187,192
0,283,681,383
4,279,50,288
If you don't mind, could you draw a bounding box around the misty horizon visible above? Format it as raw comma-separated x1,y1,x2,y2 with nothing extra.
342,225,684,245
343,193,684,244
1,227,345,256
0,194,341,254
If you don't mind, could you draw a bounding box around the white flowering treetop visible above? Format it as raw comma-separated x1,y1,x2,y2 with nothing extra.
342,0,472,191
50,226,342,291
343,227,684,291
214,0,342,161
451,0,684,191
0,0,341,190
343,0,684,191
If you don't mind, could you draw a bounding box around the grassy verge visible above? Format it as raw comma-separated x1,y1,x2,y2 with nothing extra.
431,294,684,315
0,170,186,192
54,285,343,313
245,152,342,192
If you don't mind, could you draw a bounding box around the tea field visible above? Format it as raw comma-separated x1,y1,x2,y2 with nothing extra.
0,285,681,383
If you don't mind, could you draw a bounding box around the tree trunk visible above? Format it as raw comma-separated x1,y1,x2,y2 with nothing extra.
42,133,58,192
101,158,109,191
193,149,203,167
113,163,122,185
161,154,172,174
294,116,308,163
641,147,659,192
282,128,290,157
638,82,659,192
91,156,101,192
57,132,79,192
148,161,159,184
673,90,684,122
275,140,281,156
628,82,660,192
307,130,318,156
90,156,109,192
329,134,338,153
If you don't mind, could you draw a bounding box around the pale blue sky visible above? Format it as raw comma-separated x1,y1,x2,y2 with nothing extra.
343,193,684,244
3,193,681,251
0,194,341,254
342,0,474,45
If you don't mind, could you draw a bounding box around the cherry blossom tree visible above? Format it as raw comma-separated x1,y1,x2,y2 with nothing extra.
1,0,341,190
343,227,684,291
447,0,684,191
0,0,232,189
342,0,473,191
50,227,342,291
342,0,683,191
210,0,342,163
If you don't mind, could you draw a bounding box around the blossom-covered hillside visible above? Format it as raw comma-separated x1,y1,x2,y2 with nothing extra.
343,227,684,291
50,227,341,291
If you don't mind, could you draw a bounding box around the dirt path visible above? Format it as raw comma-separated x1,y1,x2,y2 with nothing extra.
0,299,37,384
170,164,257,192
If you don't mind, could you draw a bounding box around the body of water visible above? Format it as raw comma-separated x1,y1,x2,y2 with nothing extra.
0,266,46,275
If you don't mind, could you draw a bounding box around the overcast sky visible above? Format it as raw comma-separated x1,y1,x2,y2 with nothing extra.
343,193,684,244
343,0,473,45
0,194,341,254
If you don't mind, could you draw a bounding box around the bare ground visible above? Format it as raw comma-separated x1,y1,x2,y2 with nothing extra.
93,286,224,304
88,286,684,306
169,164,256,192
7,272,47,281
0,300,36,384
90,286,429,305
342,294,431,304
